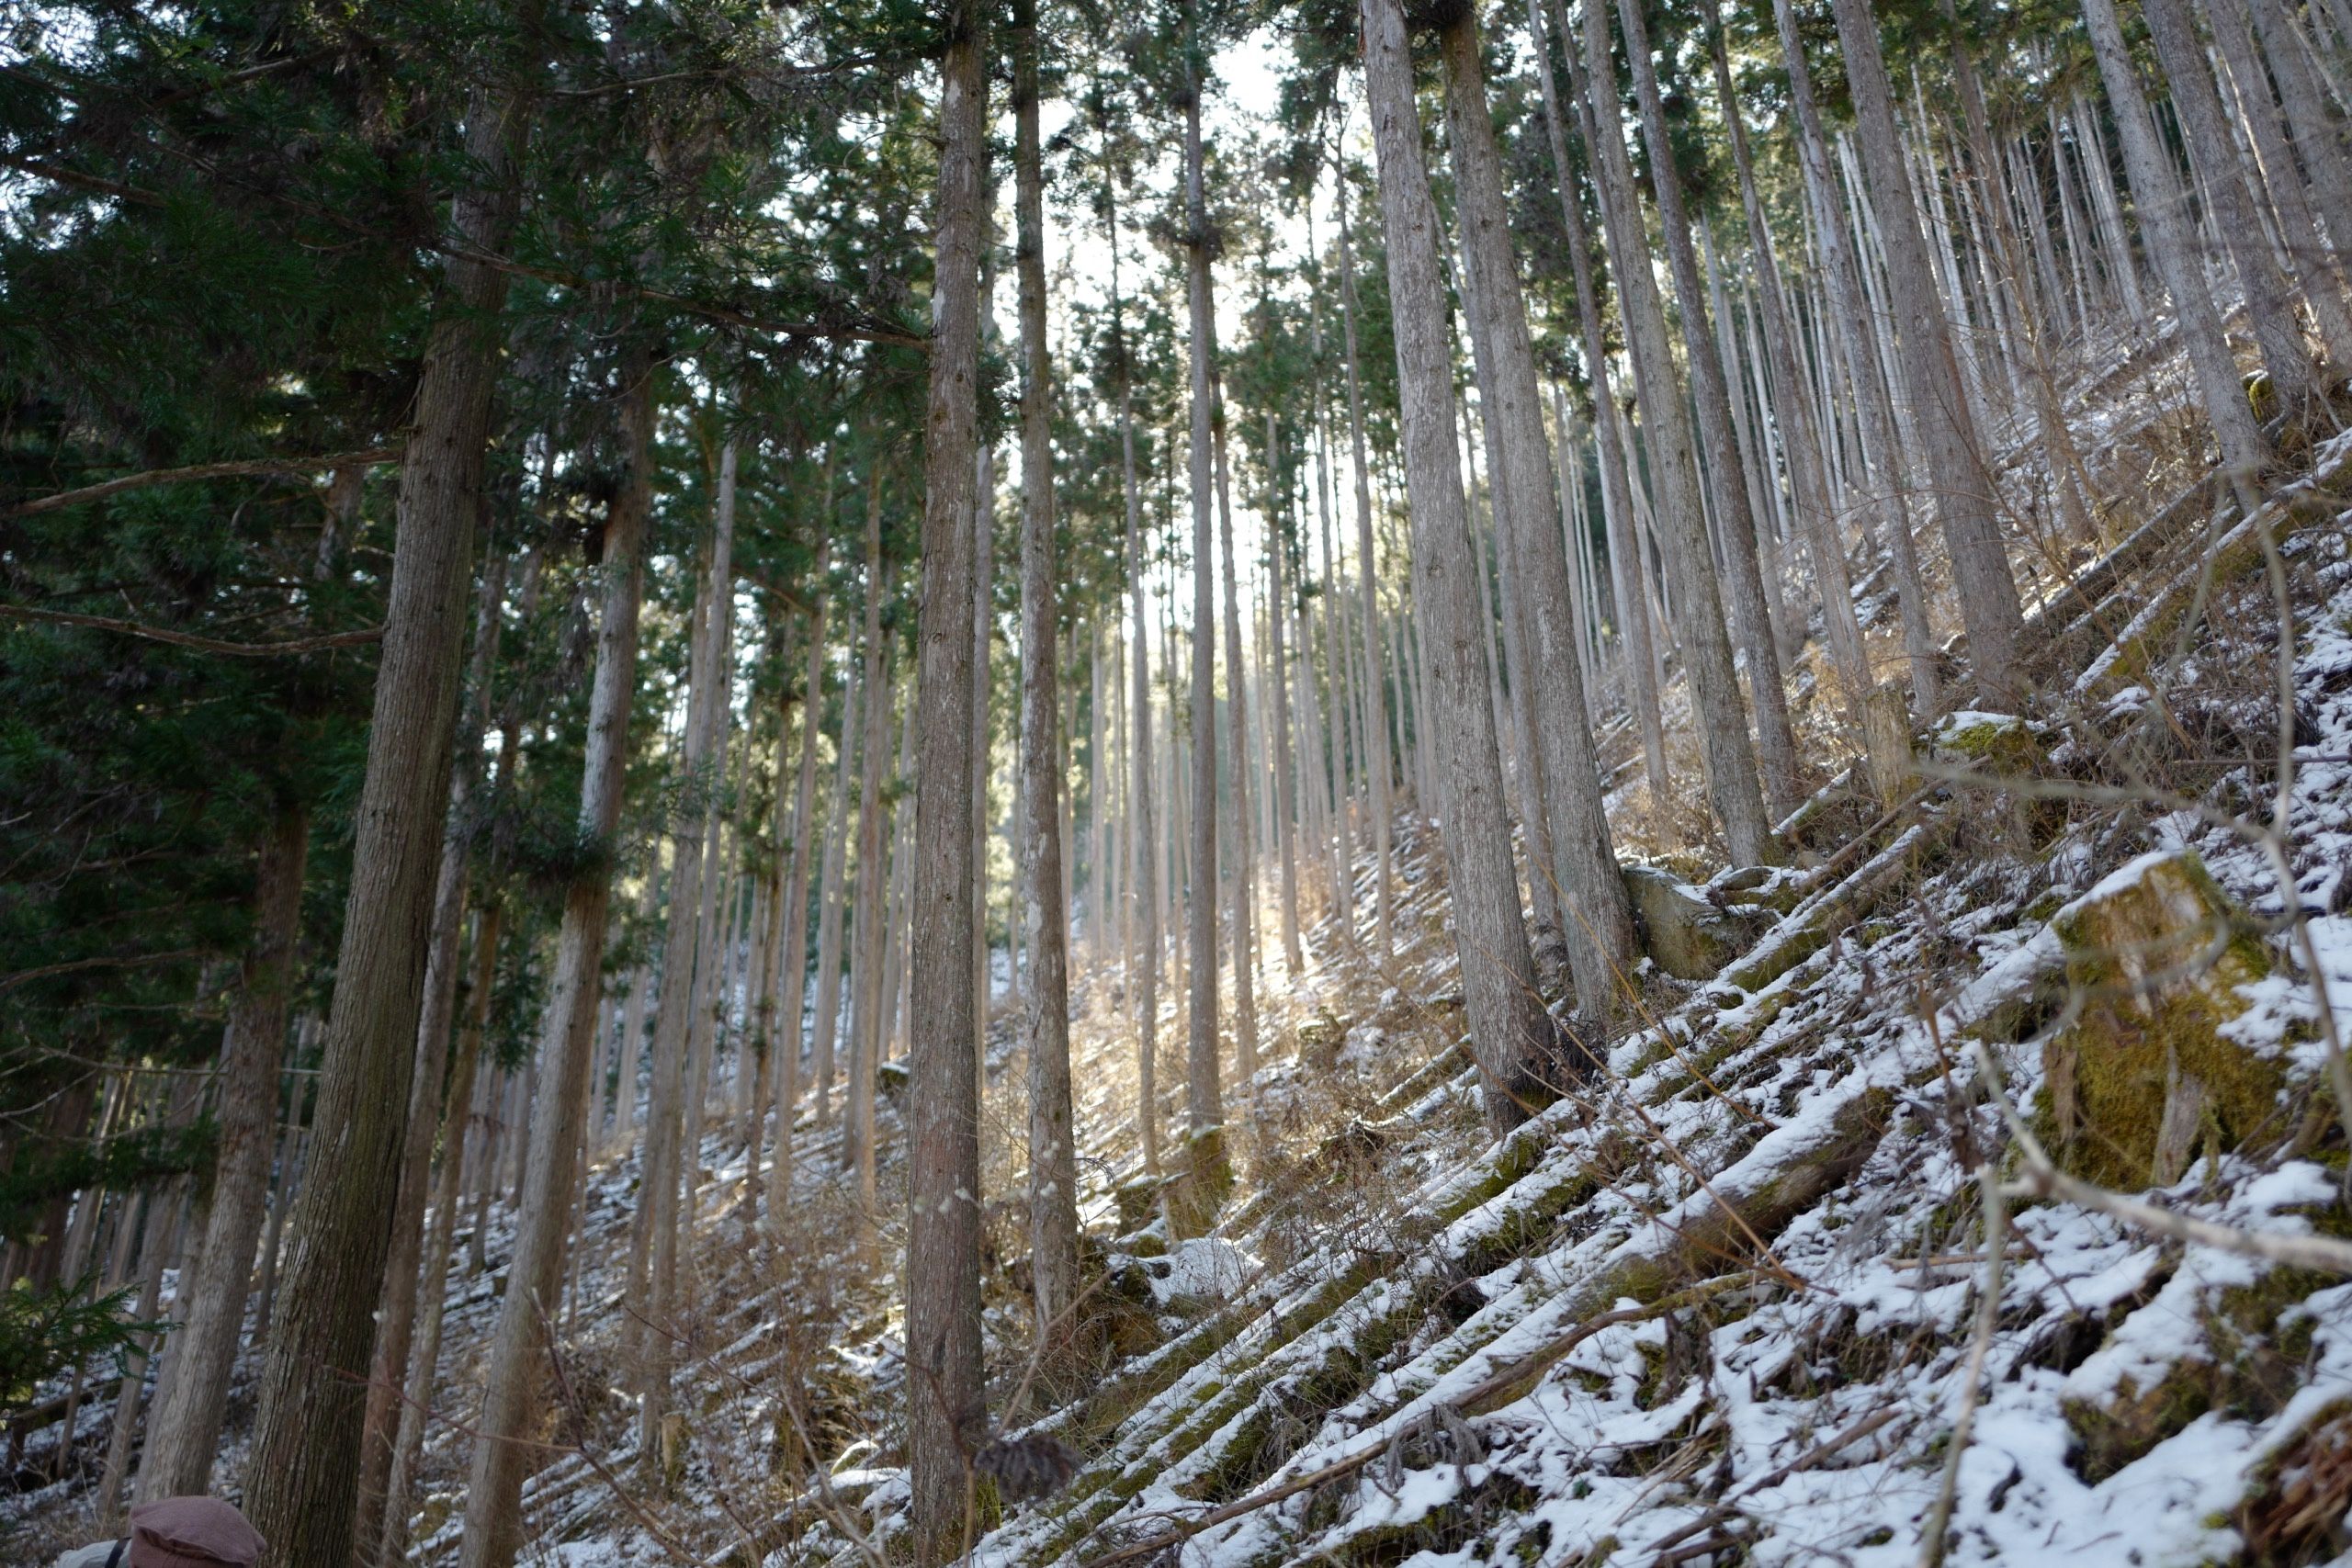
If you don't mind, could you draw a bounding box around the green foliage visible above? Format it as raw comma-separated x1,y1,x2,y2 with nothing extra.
0,1121,216,1238
0,1274,157,1411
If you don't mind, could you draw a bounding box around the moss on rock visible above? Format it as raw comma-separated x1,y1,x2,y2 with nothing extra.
2039,851,2283,1187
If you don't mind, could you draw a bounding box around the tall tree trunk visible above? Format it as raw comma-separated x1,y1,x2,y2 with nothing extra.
1438,6,1637,1033
379,897,499,1567
1212,402,1260,1089
134,806,308,1498
1118,254,1160,1173
1568,0,1776,863
1826,0,2027,704
98,1179,180,1525
844,473,890,1225
1711,19,1870,720
347,542,511,1558
455,365,650,1568
768,540,830,1213
628,370,731,1448
242,40,539,1562
2152,0,2331,398
811,659,854,1127
1609,0,1801,813
1266,427,1306,979
1771,0,1942,714
1180,51,1223,1155
1012,0,1078,1387
2235,0,2352,279
1361,0,1567,1130
1526,0,1670,809
1332,175,1396,960
2079,0,2268,469
906,7,989,1558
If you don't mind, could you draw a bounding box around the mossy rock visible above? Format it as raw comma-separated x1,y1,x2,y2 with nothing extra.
875,1058,911,1104
1931,710,2041,775
1162,1124,1233,1240
2064,1265,2321,1482
1622,863,1775,981
2039,851,2283,1188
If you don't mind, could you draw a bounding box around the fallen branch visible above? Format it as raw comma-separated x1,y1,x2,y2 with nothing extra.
3,447,400,518
1077,1275,1756,1568
0,604,383,657
1641,1404,1908,1559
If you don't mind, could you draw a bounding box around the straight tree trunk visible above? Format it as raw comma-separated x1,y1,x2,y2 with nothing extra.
347,542,511,1558
2150,0,2329,399
2079,0,2268,469
1212,402,1260,1088
1266,431,1306,979
811,660,854,1126
1712,20,1871,719
1569,0,1776,863
905,8,989,1557
1609,0,1801,814
1332,176,1396,960
628,381,732,1444
242,42,539,1563
768,540,829,1213
844,474,890,1225
1438,6,1637,1033
1012,0,1078,1385
455,365,650,1568
1826,0,2027,703
2236,0,2352,277
378,898,500,1567
134,806,308,1499
1361,0,1569,1130
1180,54,1222,1152
1771,0,1943,713
1525,0,1670,807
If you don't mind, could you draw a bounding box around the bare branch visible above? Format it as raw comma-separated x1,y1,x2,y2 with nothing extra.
0,604,384,657
2,447,401,519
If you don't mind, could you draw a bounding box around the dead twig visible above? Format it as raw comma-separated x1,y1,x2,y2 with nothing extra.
1918,1163,2006,1567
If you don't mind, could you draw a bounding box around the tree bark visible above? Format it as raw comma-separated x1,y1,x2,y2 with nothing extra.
630,407,733,1449
456,355,650,1568
1525,0,1670,809
1209,406,1260,1092
242,39,539,1562
1567,0,1775,863
378,897,499,1567
1711,20,1870,721
1826,0,2027,704
768,539,829,1213
844,473,891,1227
1012,0,1079,1387
1438,6,1637,1034
2148,0,2329,401
1332,175,1396,960
1608,0,1801,814
1770,0,1943,715
347,541,510,1557
1180,54,1223,1149
1361,0,1567,1130
134,806,308,1498
2079,0,2268,470
906,6,989,1557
